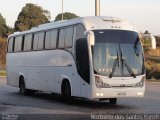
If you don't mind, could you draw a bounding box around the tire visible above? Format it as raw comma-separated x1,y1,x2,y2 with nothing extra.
19,77,35,95
19,79,26,95
62,81,72,103
109,98,117,105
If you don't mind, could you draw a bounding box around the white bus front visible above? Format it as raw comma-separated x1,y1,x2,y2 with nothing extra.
89,30,145,102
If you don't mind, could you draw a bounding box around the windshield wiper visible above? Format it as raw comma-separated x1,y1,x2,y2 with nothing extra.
109,50,119,78
121,58,136,78
120,48,136,78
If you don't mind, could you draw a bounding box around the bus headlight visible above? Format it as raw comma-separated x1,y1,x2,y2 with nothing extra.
95,76,110,88
134,76,145,88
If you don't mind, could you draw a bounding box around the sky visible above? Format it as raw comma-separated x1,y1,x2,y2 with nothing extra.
0,0,160,35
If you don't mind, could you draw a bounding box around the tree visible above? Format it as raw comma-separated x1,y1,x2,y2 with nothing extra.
55,12,79,21
15,3,51,31
0,13,8,37
144,30,150,34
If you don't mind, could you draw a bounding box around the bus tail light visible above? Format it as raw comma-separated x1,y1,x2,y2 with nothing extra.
134,76,145,88
95,76,110,88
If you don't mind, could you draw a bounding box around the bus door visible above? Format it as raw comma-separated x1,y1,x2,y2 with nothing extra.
76,38,90,98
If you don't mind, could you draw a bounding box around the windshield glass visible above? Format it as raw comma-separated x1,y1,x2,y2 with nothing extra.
92,30,145,77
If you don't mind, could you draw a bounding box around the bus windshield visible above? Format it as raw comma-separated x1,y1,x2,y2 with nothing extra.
92,30,145,77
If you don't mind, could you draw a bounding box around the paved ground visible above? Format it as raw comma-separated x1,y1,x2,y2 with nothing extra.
0,77,160,120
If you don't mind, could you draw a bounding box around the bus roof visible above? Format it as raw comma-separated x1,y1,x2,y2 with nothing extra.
9,16,137,37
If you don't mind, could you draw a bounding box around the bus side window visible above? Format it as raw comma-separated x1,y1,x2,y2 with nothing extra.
58,29,66,48
45,31,51,49
14,36,22,52
8,38,13,52
33,33,39,50
50,30,57,49
65,26,73,48
38,31,45,50
26,34,33,51
24,35,27,51
76,24,85,40
17,36,22,52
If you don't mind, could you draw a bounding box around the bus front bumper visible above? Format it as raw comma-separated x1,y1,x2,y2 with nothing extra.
91,87,145,99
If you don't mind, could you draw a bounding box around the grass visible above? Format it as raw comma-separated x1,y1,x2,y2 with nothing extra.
0,70,6,76
146,79,160,82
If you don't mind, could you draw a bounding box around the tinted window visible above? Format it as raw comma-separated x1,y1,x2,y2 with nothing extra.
17,36,22,52
65,27,73,48
45,31,51,49
93,30,145,77
14,37,18,52
33,33,38,50
50,30,57,49
76,24,85,40
76,38,90,83
8,38,13,52
58,29,65,48
26,34,33,51
38,32,45,50
14,36,22,52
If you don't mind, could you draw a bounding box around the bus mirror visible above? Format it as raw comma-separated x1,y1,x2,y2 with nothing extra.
151,35,156,49
87,31,95,46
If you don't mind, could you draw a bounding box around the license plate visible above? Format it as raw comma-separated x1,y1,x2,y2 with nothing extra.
117,92,127,96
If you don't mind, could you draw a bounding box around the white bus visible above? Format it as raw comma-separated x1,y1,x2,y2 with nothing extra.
7,16,145,104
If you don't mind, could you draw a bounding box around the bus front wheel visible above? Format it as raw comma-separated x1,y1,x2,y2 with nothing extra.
109,98,117,105
61,80,72,103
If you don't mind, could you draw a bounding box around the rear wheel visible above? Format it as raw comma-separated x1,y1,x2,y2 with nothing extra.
19,78,26,95
109,98,117,105
61,81,72,103
19,77,34,95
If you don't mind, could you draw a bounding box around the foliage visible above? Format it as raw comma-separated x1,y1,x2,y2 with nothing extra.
0,37,7,67
15,3,51,31
144,30,150,34
141,36,152,52
55,12,79,21
0,13,8,37
155,36,160,47
145,57,160,79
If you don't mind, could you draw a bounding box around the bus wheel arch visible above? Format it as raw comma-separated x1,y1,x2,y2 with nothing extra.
61,79,72,102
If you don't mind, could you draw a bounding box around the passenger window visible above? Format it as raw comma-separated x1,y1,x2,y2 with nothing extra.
33,33,38,50
8,38,13,52
76,24,85,40
17,36,22,52
65,27,73,48
38,32,45,50
26,34,32,51
58,29,65,48
14,37,18,52
50,30,57,49
45,31,51,49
